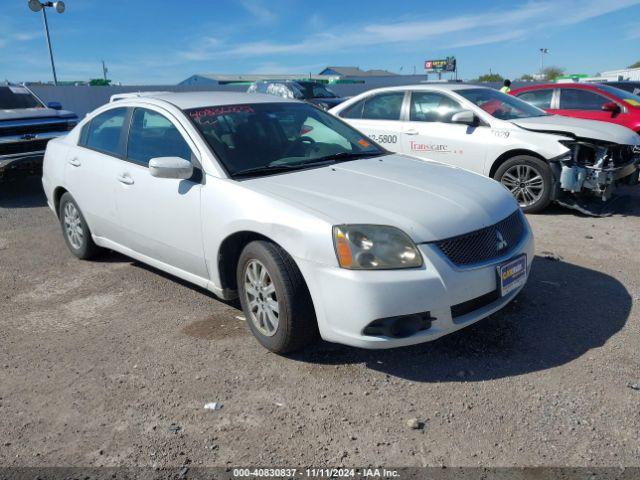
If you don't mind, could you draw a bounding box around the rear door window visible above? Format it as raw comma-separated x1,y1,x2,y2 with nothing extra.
516,89,554,109
82,107,128,157
339,99,366,119
361,92,404,120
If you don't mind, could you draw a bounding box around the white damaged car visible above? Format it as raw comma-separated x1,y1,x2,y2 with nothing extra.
42,92,533,353
330,85,640,213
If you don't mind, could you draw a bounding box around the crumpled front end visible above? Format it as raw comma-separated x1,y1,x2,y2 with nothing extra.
555,139,640,201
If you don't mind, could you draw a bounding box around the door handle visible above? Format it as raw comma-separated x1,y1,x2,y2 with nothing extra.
68,157,81,167
116,174,134,185
404,129,419,135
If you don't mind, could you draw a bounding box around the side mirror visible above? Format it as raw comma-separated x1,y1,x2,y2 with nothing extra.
602,102,620,113
47,101,63,110
149,157,193,180
451,110,477,125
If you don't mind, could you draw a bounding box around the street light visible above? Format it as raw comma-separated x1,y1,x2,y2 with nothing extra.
539,48,549,74
27,0,66,86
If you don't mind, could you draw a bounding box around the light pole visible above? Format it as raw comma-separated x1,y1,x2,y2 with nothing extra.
539,48,549,75
27,0,66,86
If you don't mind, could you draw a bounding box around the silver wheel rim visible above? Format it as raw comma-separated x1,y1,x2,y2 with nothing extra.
243,259,279,337
500,164,545,208
63,202,84,250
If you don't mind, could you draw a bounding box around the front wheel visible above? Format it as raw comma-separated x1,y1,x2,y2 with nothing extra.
494,155,553,213
237,240,318,353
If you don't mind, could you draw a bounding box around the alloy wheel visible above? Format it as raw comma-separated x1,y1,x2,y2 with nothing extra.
63,202,84,250
244,259,279,337
500,164,545,208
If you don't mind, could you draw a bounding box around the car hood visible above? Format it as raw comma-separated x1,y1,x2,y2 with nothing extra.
245,154,519,243
0,107,76,122
510,115,639,144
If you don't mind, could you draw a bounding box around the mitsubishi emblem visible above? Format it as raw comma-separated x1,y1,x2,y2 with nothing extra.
496,231,508,251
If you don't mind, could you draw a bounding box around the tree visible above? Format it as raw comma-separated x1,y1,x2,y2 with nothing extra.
519,74,536,81
541,66,564,81
89,78,111,86
628,60,640,68
476,73,504,82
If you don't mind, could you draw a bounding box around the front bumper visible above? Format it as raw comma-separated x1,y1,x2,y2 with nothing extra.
0,151,45,178
297,225,534,349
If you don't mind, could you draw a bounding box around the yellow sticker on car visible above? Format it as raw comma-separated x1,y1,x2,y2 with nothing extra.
624,99,640,107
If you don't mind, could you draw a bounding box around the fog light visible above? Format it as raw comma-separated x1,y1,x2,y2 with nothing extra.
363,312,434,338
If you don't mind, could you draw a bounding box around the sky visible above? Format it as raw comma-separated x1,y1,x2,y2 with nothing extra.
2,0,640,84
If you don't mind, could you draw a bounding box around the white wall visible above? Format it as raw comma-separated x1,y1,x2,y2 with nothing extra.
600,68,640,81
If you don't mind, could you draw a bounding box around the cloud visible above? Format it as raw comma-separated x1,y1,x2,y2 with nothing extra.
240,0,277,24
13,32,40,41
448,30,528,49
179,0,640,61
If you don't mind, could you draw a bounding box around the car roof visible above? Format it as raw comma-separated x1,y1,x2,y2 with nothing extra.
133,91,299,110
365,83,482,93
512,83,604,92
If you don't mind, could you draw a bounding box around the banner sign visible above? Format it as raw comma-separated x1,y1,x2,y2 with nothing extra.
424,57,456,73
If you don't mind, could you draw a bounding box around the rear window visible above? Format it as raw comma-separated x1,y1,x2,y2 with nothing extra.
0,86,43,109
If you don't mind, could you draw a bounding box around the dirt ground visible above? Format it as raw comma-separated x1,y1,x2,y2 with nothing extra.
0,177,639,468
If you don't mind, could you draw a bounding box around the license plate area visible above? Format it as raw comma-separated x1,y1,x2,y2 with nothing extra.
497,254,527,297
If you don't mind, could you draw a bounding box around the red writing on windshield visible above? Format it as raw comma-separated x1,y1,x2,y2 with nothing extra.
189,105,255,121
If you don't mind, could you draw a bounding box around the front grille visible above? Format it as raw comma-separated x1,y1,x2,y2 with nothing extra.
0,122,69,137
434,211,525,266
0,139,49,156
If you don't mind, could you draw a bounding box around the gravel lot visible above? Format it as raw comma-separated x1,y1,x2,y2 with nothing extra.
1,177,639,468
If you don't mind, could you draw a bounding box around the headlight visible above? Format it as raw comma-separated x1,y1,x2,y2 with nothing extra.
333,225,423,270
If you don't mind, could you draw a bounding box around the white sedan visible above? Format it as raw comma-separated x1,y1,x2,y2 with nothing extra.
42,92,533,353
330,85,640,213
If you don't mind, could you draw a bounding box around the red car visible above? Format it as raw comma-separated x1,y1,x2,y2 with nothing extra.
510,83,640,134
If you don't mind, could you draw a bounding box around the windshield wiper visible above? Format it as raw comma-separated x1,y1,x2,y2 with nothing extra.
232,159,336,178
314,151,388,162
232,152,387,178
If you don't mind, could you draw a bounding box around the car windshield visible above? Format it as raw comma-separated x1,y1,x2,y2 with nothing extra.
456,88,548,120
0,86,43,109
296,82,337,99
597,84,640,106
186,102,386,177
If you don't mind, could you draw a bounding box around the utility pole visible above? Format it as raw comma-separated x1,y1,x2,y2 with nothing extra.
28,1,66,86
539,48,549,74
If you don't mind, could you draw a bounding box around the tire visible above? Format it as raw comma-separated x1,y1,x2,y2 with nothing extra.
58,192,100,260
493,155,553,213
237,240,318,353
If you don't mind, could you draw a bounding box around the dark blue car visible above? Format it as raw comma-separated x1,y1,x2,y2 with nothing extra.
0,85,78,180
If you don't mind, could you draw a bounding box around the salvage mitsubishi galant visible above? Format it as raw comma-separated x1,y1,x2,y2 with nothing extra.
42,92,533,353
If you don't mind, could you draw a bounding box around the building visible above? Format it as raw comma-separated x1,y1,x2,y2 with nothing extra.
318,66,398,77
599,67,640,81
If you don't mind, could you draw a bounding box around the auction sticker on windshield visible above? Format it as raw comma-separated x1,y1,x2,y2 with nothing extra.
498,254,527,297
